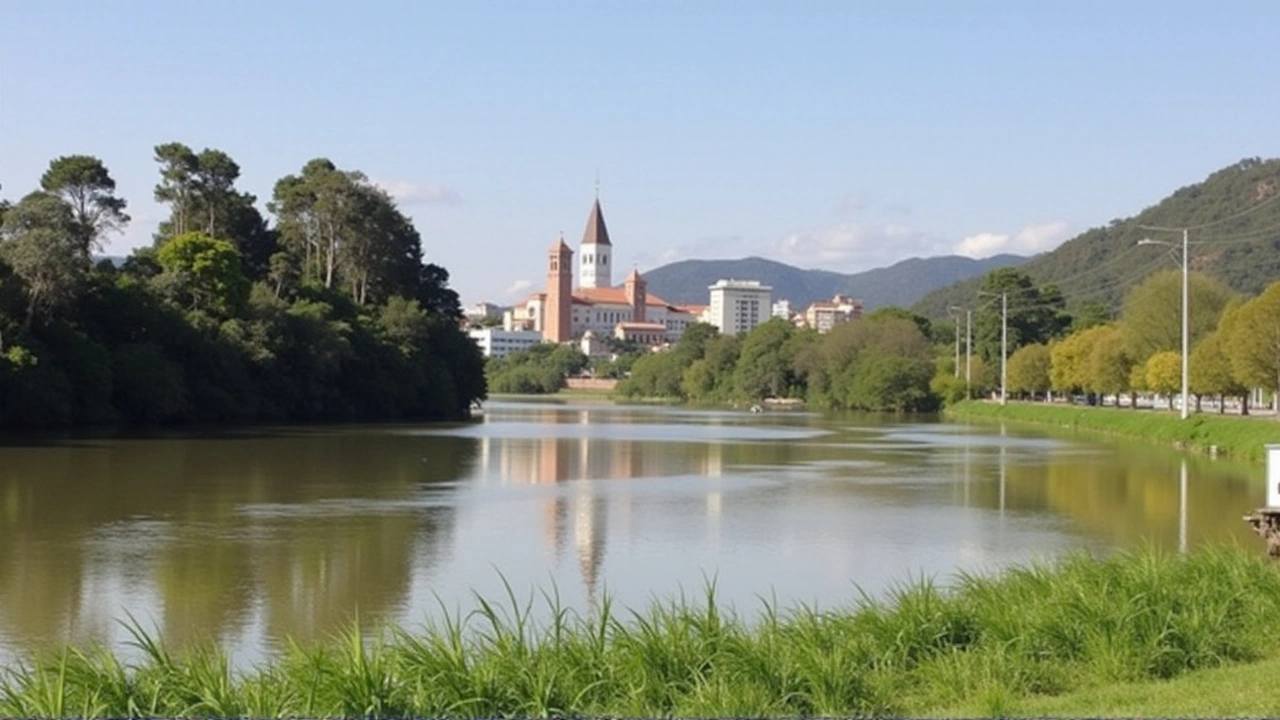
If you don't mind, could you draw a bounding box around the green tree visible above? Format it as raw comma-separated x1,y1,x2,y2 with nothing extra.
1068,300,1111,332
1006,343,1051,398
817,315,936,411
673,322,720,362
378,296,430,355
0,192,85,329
1049,327,1102,394
154,232,249,315
39,155,129,255
681,334,741,402
1223,281,1280,416
1190,329,1247,414
734,318,797,401
618,350,685,399
153,142,201,236
1145,350,1183,409
1120,269,1234,363
153,143,277,277
974,268,1070,367
1087,325,1134,407
270,159,422,302
864,306,933,339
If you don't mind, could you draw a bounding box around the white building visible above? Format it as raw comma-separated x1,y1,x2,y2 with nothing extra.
469,328,543,358
772,299,792,319
708,279,772,336
465,302,505,324
801,294,864,333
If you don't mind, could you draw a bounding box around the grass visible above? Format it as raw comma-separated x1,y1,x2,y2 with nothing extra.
946,399,1280,462
4,547,1280,717
933,653,1280,717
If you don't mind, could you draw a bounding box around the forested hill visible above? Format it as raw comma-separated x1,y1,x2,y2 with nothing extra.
914,157,1280,318
0,147,486,429
642,254,1026,309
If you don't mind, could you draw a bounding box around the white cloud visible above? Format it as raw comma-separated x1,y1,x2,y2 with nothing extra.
954,221,1071,258
373,179,462,207
504,279,533,297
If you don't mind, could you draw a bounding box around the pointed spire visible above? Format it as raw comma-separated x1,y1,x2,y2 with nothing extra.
580,197,612,246
549,232,572,253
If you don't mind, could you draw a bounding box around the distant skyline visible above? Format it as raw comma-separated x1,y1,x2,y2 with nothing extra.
4,1,1280,305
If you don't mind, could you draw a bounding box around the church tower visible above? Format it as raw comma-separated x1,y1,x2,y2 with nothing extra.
578,197,612,289
624,269,646,323
545,236,573,342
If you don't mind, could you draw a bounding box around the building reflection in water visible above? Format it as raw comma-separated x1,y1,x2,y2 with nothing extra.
474,405,730,609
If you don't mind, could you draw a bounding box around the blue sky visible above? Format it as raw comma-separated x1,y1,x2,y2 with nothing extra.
3,1,1279,305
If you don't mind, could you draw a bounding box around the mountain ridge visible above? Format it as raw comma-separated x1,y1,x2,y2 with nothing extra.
641,254,1028,310
912,157,1280,318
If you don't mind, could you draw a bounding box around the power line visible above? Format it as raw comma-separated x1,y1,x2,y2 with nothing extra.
976,253,1176,314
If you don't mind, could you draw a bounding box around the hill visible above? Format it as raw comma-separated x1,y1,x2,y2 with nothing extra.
914,157,1280,318
642,254,1027,310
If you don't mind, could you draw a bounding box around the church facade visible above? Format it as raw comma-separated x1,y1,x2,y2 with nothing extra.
507,199,704,346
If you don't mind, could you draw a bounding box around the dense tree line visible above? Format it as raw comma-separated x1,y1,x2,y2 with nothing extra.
617,313,939,412
996,269,1280,416
0,149,484,429
486,344,590,394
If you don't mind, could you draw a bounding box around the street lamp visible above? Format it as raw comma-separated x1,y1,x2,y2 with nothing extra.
1137,227,1189,420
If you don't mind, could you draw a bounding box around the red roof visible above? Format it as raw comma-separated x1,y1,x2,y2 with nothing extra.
574,286,672,307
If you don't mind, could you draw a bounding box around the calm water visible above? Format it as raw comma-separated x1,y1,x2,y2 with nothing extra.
0,401,1264,666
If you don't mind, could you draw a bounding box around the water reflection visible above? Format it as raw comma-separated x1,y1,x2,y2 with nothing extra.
0,404,1264,666
0,430,476,656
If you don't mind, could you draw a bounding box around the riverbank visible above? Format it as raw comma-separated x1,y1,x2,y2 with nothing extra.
3,547,1278,718
945,399,1280,462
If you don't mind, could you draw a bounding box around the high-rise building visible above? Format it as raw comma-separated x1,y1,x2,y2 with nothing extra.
708,279,772,335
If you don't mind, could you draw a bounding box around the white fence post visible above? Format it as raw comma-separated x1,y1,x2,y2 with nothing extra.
1269,445,1280,508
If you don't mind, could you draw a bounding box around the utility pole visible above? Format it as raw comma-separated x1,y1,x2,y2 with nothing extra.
1000,292,1008,406
1138,226,1192,419
954,316,961,378
965,309,972,399
1180,227,1189,420
948,307,962,378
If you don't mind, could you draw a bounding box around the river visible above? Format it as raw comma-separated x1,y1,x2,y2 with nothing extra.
0,400,1263,666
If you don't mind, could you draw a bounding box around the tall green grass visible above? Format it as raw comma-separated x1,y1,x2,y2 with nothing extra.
946,400,1280,462
3,548,1280,718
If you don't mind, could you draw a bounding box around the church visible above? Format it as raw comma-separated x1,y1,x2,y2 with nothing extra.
507,198,704,348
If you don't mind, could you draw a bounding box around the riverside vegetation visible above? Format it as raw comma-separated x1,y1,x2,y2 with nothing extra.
2,548,1279,718
0,149,486,427
946,400,1280,463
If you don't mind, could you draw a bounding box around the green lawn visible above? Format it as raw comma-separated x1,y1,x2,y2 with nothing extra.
933,653,1280,717
946,399,1280,462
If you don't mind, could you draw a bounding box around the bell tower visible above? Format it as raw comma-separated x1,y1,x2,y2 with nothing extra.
624,269,646,323
545,236,574,342
579,197,612,289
